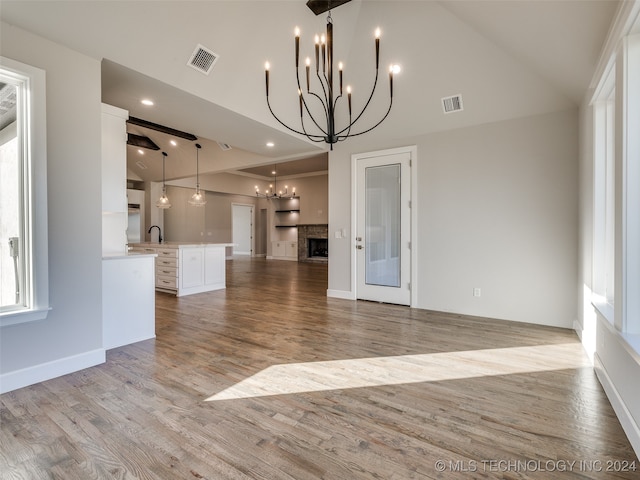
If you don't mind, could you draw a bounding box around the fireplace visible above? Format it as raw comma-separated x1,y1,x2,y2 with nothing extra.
308,238,328,258
297,224,328,263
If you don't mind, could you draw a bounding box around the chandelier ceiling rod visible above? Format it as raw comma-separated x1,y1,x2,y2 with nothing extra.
264,2,398,150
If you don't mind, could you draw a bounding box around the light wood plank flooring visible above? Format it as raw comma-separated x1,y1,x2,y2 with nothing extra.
1,257,638,479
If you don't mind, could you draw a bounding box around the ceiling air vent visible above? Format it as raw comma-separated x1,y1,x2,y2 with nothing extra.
442,94,464,114
217,141,232,151
187,44,219,75
135,160,148,170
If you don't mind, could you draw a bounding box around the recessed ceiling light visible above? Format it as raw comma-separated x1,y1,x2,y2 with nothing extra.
170,140,177,146
137,149,144,155
141,99,154,106
266,142,275,147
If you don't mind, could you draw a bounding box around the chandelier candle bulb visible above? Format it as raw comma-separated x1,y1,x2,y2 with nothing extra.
339,62,343,94
321,34,326,73
347,85,352,114
306,58,311,91
265,62,270,96
315,35,320,72
295,27,300,67
298,89,303,116
389,66,393,97
375,28,381,69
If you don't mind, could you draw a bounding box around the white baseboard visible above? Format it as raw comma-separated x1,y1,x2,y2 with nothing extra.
594,353,640,458
326,289,356,300
0,348,105,394
573,319,583,341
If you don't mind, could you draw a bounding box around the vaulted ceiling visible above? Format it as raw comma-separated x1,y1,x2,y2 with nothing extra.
0,1,619,183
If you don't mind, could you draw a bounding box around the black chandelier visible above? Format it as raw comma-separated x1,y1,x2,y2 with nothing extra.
255,166,298,199
264,0,399,150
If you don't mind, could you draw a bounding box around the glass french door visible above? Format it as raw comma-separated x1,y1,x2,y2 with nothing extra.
355,150,411,305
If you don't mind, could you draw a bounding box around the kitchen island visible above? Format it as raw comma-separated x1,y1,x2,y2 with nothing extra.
130,243,233,297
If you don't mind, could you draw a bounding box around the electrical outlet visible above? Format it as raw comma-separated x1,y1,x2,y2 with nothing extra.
473,288,481,297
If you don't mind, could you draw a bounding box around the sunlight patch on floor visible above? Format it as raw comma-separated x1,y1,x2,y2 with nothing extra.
205,343,589,401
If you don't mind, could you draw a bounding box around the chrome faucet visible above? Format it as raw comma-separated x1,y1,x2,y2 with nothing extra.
148,225,162,244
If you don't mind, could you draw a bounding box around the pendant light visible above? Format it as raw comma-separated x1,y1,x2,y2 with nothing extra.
188,143,206,207
155,151,171,209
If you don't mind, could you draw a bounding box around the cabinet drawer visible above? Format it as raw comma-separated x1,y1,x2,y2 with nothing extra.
140,247,157,254
156,275,177,289
156,266,177,277
156,257,177,268
157,248,178,258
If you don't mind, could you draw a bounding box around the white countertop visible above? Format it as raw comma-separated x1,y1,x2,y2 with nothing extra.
131,242,235,248
102,252,157,260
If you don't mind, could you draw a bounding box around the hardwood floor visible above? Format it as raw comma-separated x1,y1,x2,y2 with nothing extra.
1,257,638,479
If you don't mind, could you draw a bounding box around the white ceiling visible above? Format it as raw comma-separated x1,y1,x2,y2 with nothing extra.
0,0,620,182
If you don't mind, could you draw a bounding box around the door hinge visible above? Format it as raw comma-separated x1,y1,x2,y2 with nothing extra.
408,241,411,249
408,282,411,291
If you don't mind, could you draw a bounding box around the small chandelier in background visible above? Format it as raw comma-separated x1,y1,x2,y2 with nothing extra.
156,151,171,209
255,166,298,199
188,143,207,207
264,0,399,150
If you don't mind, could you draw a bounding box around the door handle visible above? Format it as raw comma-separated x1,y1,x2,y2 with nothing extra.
356,245,363,250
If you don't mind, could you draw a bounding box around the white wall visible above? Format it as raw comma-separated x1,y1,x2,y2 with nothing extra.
0,23,104,390
329,108,579,328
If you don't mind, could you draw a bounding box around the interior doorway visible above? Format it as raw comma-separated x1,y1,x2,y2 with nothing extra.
232,204,254,256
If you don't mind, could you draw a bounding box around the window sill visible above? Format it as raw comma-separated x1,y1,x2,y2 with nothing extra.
1,307,51,327
592,295,614,324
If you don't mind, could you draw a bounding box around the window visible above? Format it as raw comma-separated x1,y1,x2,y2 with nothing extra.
621,34,640,338
592,82,616,321
0,57,49,326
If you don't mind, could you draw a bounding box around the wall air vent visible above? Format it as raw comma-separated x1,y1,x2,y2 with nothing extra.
187,44,219,75
217,141,232,151
442,94,464,114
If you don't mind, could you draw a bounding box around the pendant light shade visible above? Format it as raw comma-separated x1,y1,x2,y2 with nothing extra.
156,151,171,209
189,143,207,207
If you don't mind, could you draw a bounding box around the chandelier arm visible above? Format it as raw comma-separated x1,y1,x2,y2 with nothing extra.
266,95,325,139
315,69,331,110
332,93,344,111
296,64,329,121
299,107,330,143
296,71,329,134
338,96,393,140
300,93,330,135
335,67,380,136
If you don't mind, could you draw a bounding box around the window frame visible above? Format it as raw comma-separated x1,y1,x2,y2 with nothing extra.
0,56,49,327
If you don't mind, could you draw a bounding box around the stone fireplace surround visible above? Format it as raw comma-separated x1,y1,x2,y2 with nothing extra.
297,224,328,263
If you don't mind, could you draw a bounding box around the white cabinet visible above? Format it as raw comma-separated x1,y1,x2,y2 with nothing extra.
131,243,229,296
103,255,156,350
181,247,205,289
101,103,128,255
271,241,298,261
272,241,286,257
205,246,225,288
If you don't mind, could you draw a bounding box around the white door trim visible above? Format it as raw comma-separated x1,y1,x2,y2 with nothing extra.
351,145,418,307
